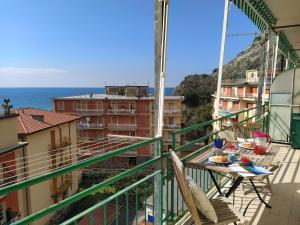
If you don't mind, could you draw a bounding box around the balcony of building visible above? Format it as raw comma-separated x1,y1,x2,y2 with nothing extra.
164,124,181,129
74,108,104,115
77,122,105,130
107,109,137,115
221,77,272,86
164,109,182,115
107,123,137,131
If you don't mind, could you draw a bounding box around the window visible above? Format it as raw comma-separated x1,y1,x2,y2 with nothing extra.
129,157,136,167
168,131,172,140
129,103,136,110
111,103,118,111
97,117,103,124
73,101,78,110
96,102,103,111
111,117,118,124
129,116,135,124
81,101,88,110
168,103,174,110
129,131,136,136
0,202,6,224
97,130,104,138
168,117,174,125
56,101,64,111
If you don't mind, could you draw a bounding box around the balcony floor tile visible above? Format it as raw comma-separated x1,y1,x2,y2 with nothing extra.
222,144,300,225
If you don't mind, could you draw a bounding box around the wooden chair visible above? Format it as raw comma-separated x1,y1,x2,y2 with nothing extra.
170,150,248,225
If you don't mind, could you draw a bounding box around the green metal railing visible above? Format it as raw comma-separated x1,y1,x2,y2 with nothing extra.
5,137,165,225
2,106,268,225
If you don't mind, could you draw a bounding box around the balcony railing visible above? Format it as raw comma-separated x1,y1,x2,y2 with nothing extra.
164,124,180,129
164,109,181,114
74,108,104,115
107,123,137,131
0,106,269,225
77,123,104,129
108,109,136,115
221,77,272,85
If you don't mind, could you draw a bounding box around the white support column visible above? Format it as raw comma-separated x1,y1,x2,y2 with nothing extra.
262,38,269,105
155,0,169,138
272,34,279,80
285,52,290,70
214,0,230,121
154,1,169,225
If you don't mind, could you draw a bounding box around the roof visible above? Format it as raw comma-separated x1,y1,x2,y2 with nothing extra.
232,0,300,65
53,94,184,101
0,142,28,155
15,108,80,135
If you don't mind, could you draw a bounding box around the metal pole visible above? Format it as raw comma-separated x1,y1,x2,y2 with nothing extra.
257,33,267,117
262,38,269,105
154,1,169,224
214,0,230,121
285,52,290,70
272,34,279,80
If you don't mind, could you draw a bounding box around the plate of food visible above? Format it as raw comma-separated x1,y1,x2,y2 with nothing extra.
238,142,254,150
208,155,230,164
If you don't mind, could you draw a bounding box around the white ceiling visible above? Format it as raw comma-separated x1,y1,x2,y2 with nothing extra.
264,0,300,58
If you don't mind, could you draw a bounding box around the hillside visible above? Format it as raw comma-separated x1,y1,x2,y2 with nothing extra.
212,36,261,79
173,35,266,127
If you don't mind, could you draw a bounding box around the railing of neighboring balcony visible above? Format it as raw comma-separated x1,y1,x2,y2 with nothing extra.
164,109,181,114
221,77,272,85
107,123,137,131
77,123,105,129
164,124,180,129
108,109,136,115
75,108,104,115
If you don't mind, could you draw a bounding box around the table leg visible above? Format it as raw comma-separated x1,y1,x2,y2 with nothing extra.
208,170,223,195
249,178,272,208
225,176,244,198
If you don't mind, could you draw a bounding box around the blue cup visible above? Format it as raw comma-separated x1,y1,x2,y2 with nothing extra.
214,138,226,149
228,154,236,161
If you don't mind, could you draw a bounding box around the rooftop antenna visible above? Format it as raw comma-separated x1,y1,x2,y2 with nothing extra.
2,98,13,115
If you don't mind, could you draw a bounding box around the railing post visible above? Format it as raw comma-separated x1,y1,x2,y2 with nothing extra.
157,171,163,225
214,0,230,119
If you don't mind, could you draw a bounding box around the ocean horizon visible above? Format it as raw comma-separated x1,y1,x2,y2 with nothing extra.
0,87,175,111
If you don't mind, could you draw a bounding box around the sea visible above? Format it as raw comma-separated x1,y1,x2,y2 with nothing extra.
0,87,175,111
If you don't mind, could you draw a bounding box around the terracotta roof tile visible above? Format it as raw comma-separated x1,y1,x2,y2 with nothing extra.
15,108,80,134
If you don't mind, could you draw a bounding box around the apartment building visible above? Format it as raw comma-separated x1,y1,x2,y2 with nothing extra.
0,112,28,224
15,108,80,225
213,69,271,126
53,86,184,168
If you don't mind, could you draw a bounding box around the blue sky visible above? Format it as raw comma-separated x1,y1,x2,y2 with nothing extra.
0,0,258,87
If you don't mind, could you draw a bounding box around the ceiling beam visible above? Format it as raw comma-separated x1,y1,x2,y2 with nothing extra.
274,24,300,29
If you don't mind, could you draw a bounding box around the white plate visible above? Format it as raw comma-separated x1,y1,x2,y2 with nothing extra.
223,149,240,154
208,156,230,164
238,142,254,150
